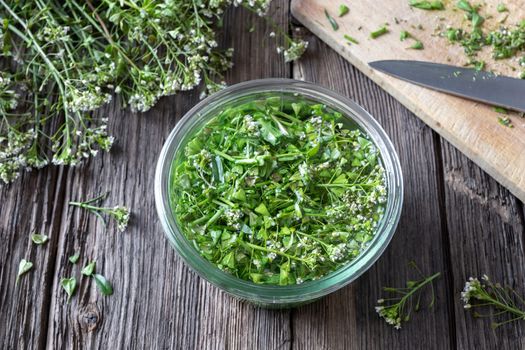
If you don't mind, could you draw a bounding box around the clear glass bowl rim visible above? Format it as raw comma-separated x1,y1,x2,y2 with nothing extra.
154,78,403,305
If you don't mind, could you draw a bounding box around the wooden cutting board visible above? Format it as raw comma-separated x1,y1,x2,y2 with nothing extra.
291,0,525,202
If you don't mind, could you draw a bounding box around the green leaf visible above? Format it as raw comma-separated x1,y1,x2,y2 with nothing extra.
68,253,80,264
456,0,473,12
81,261,96,276
497,3,508,12
254,203,270,216
338,4,349,17
60,277,77,302
221,252,236,269
31,233,49,245
279,261,291,285
409,40,424,50
93,274,113,296
16,259,33,284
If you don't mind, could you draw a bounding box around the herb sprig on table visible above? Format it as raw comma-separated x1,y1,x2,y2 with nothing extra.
172,96,387,285
69,192,130,232
375,262,440,329
462,275,525,328
0,0,307,184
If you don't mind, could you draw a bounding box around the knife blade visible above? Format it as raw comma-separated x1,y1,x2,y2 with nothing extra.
369,60,525,113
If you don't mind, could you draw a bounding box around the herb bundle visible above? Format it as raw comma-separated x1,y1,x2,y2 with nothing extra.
171,96,387,285
0,0,307,184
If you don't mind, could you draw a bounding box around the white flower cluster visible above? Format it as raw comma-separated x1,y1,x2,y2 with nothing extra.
375,299,402,330
461,276,483,308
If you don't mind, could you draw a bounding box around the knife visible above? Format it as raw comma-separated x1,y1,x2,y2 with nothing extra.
369,60,525,113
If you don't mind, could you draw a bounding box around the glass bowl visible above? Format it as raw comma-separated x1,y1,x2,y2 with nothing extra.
155,79,403,308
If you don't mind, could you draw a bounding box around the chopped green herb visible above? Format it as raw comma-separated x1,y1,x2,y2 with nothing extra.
400,30,411,41
325,9,339,31
456,0,473,12
68,253,80,264
338,4,349,17
344,34,359,45
498,116,513,128
471,60,485,71
409,40,424,49
81,261,96,276
371,26,389,39
93,274,114,296
16,259,33,284
493,106,508,114
496,3,508,13
409,0,445,10
31,233,49,245
171,96,388,285
60,277,77,303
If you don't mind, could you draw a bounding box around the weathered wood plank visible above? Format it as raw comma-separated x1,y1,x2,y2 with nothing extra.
440,141,525,350
291,27,453,350
0,166,66,350
44,2,292,349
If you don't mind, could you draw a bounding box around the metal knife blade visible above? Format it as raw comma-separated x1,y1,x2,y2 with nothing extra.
369,60,525,113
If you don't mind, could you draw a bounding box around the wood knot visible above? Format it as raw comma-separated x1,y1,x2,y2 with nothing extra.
78,304,101,332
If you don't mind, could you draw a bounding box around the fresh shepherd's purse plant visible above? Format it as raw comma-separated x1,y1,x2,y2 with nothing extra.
0,0,307,184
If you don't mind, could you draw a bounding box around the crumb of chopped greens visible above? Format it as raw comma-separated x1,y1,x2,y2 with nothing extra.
371,26,389,39
409,0,445,10
496,3,508,13
498,116,513,128
171,96,388,285
400,30,412,41
493,106,508,114
338,4,349,17
344,34,359,45
409,40,424,49
325,9,339,31
441,0,525,72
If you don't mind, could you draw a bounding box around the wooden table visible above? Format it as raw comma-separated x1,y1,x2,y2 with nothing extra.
1,2,524,349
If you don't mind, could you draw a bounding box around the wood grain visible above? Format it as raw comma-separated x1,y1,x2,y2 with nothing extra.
440,140,525,349
0,166,66,350
291,27,453,350
291,0,525,203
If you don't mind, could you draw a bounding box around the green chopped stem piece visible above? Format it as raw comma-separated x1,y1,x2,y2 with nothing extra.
325,9,339,31
371,26,389,39
409,0,444,10
343,34,359,44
